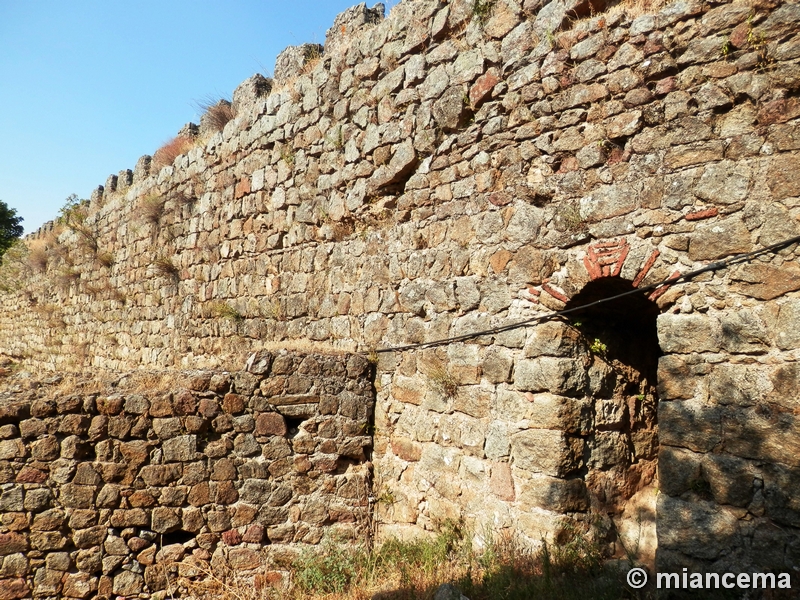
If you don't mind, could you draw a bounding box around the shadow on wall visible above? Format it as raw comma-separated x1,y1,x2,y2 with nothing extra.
655,303,800,593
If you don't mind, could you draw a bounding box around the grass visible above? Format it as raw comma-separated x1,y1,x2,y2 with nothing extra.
153,255,180,281
57,194,99,253
140,194,166,226
473,0,495,24
424,359,459,400
301,44,323,75
198,98,236,133
210,301,244,322
96,251,114,268
179,522,644,600
153,135,195,170
27,243,49,272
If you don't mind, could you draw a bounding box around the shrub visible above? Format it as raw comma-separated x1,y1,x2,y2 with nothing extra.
153,135,195,170
58,194,99,252
27,243,49,272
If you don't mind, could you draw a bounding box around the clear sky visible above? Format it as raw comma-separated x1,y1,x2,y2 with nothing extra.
0,0,399,234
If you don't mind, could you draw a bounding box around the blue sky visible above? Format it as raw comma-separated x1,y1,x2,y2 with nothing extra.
0,0,398,234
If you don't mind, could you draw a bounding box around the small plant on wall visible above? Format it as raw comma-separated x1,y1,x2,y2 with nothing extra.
96,251,114,268
210,301,243,323
139,194,166,227
153,255,180,282
424,358,459,400
58,194,99,253
197,98,236,133
152,136,195,171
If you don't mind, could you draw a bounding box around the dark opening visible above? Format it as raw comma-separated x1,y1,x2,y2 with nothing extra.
284,416,305,438
563,276,661,384
161,530,195,546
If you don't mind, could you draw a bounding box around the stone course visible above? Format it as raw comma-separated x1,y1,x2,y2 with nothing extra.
0,352,373,598
1,0,800,586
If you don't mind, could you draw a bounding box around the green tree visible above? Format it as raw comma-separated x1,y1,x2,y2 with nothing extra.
0,201,23,261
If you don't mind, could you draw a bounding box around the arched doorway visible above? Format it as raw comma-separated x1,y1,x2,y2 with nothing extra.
563,275,661,565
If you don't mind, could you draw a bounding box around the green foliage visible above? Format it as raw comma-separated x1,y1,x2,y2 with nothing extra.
210,301,243,322
58,194,98,252
294,538,364,594
0,200,23,262
589,338,608,355
473,0,495,24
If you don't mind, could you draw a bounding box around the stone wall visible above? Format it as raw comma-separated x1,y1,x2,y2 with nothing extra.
0,352,374,599
1,0,800,583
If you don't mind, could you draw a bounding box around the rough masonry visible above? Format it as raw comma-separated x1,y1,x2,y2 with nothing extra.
1,0,799,595
0,352,373,598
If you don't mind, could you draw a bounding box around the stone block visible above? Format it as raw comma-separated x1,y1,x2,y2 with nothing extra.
526,393,592,434
730,262,800,301
657,495,741,561
658,445,702,497
112,571,143,596
255,412,287,436
517,473,588,512
511,429,584,477
0,534,27,557
59,484,96,509
657,313,721,354
489,462,515,501
767,148,800,199
109,508,149,528
163,435,197,462
514,357,588,396
73,526,107,549
723,406,800,468
140,464,182,486
659,400,722,453
688,217,751,261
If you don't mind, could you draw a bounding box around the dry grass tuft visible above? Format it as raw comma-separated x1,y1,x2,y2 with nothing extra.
423,359,459,400
153,255,180,281
96,251,114,268
198,98,236,133
210,301,243,322
605,0,669,18
153,135,195,170
139,194,166,226
27,241,50,272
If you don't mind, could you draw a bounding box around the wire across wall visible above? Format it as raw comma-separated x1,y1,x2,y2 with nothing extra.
374,234,800,354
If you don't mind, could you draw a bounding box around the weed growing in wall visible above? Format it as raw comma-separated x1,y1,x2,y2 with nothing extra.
27,243,50,273
425,359,459,399
153,255,180,282
197,98,236,132
153,135,195,170
473,0,496,24
96,251,114,268
58,194,99,253
139,194,166,227
210,301,243,322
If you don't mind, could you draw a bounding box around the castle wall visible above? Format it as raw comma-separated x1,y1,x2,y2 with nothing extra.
2,0,800,587
0,352,373,598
